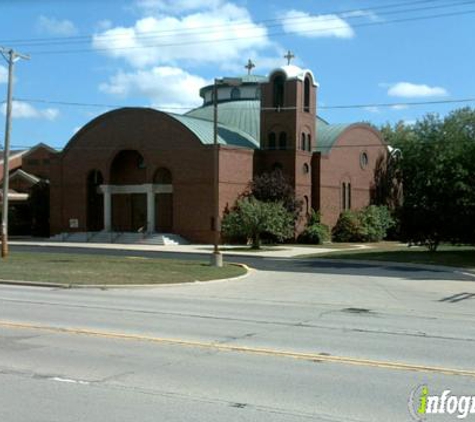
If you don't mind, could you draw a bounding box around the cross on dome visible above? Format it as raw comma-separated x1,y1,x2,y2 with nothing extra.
245,59,255,75
284,50,295,65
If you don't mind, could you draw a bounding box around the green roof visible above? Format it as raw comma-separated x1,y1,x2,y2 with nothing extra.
186,100,261,141
168,113,259,149
185,100,350,153
315,122,352,155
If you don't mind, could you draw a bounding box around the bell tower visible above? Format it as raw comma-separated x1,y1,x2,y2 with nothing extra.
258,53,318,231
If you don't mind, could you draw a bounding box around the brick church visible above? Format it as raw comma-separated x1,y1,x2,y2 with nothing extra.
49,58,387,244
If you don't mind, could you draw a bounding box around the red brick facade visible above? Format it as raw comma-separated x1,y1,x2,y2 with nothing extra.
50,66,387,243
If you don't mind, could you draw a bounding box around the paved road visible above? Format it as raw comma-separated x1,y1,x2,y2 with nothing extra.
1,247,475,421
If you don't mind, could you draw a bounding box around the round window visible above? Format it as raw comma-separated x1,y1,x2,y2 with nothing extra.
360,152,369,169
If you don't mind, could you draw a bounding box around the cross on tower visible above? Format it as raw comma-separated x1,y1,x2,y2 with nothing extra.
284,50,295,65
244,58,255,75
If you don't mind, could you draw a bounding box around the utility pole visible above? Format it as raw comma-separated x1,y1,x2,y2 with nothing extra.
1,47,29,258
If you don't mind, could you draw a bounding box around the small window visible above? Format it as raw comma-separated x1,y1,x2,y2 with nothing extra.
278,132,287,150
301,133,306,151
27,158,39,166
231,87,241,100
273,74,285,108
342,183,347,210
360,152,369,169
137,156,146,169
303,163,310,174
348,183,352,209
304,76,311,112
268,132,276,150
304,195,309,215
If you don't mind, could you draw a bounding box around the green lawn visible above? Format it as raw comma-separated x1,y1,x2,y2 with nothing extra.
304,243,475,270
0,252,246,286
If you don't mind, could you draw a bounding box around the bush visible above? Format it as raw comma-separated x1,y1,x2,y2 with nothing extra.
298,210,330,245
360,205,395,242
332,210,363,242
222,197,294,249
332,206,394,243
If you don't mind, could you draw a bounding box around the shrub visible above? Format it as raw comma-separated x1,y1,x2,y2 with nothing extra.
360,205,395,242
332,206,394,243
222,197,294,249
298,210,330,245
332,210,363,242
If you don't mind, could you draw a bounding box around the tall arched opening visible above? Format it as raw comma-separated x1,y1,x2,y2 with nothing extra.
109,150,147,232
86,170,104,231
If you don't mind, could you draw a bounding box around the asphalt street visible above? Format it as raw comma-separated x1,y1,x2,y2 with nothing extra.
1,245,475,421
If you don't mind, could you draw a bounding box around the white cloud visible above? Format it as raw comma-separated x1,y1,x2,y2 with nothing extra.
92,3,271,68
342,10,380,22
282,10,354,39
391,104,409,110
99,66,208,111
0,65,7,84
37,15,78,36
136,0,223,14
387,82,448,98
2,101,59,120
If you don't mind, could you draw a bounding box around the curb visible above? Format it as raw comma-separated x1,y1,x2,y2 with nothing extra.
0,263,251,290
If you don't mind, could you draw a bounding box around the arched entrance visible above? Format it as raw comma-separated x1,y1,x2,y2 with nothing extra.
98,152,174,233
86,170,104,231
109,150,147,232
154,168,173,232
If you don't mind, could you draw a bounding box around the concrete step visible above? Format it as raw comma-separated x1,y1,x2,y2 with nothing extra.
141,233,189,246
50,232,189,245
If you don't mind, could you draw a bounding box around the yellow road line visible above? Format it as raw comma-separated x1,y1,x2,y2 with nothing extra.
1,320,474,378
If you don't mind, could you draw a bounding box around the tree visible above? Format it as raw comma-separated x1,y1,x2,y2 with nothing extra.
250,169,302,218
382,108,475,250
221,197,294,249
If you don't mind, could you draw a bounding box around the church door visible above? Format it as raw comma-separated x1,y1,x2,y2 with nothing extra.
156,193,173,232
131,194,147,232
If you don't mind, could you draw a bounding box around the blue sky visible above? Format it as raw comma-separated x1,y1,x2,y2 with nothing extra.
1,0,474,149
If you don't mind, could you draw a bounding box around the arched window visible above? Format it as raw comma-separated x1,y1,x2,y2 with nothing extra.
303,163,310,174
342,183,347,210
273,74,285,108
153,167,172,184
110,150,146,185
279,132,287,150
301,133,306,151
304,196,309,216
304,76,311,112
268,132,276,150
231,87,241,100
348,183,352,209
307,134,312,151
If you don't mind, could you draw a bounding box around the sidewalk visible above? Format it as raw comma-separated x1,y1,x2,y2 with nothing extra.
10,240,360,259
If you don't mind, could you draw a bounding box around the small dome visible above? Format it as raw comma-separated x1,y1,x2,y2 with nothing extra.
269,65,319,87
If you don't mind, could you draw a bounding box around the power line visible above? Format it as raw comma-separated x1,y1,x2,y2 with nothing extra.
14,96,475,112
18,8,475,55
0,0,455,47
